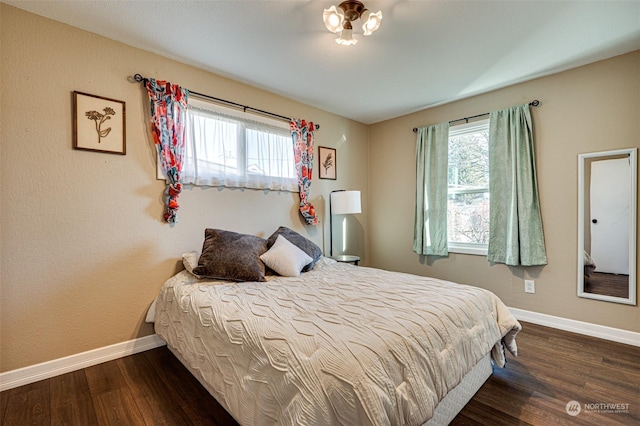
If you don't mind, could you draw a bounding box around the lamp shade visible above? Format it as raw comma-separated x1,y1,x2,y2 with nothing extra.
323,5,345,33
331,190,361,214
362,10,382,35
336,28,358,46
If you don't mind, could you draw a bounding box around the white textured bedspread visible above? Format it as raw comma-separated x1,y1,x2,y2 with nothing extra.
154,258,521,426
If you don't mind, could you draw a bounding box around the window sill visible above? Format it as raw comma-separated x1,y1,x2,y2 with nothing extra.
448,243,488,256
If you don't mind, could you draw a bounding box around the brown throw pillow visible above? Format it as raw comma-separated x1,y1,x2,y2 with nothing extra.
267,226,322,272
193,229,267,282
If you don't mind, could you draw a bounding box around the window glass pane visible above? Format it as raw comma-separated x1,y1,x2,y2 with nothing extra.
188,108,241,176
245,127,296,179
448,130,489,189
447,120,490,249
447,191,490,244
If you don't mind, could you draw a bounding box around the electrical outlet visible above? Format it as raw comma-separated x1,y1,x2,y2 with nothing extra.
524,280,535,293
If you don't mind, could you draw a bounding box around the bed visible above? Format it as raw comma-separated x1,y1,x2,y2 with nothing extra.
584,250,596,277
151,228,521,426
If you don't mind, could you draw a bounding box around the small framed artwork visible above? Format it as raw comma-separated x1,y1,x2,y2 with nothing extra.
73,91,126,155
319,146,336,180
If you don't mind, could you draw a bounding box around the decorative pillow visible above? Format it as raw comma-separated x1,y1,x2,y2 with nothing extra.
192,229,267,282
267,226,323,272
182,251,200,277
260,235,313,277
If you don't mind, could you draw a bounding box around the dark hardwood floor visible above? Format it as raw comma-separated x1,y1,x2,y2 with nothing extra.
1,322,638,425
451,322,639,426
584,272,629,299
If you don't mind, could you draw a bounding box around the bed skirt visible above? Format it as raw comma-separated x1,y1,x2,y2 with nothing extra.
424,353,492,425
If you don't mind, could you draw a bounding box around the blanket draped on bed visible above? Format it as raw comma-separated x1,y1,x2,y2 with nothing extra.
154,258,521,426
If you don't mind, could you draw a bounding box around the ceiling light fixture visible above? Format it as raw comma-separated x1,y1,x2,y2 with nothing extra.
323,1,382,46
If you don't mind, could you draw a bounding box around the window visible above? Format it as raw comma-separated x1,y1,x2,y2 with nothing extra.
447,119,490,255
159,98,297,191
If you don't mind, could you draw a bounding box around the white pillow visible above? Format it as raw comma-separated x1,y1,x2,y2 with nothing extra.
182,251,201,277
260,235,313,277
145,297,158,323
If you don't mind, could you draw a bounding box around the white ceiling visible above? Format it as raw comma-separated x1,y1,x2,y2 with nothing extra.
5,0,640,124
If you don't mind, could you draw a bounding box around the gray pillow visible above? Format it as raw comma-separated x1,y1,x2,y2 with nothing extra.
193,229,267,282
267,227,322,272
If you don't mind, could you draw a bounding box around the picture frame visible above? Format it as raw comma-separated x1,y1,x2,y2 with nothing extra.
318,146,336,180
73,91,126,155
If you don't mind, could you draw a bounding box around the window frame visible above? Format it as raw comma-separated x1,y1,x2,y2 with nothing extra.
447,119,490,256
157,98,296,191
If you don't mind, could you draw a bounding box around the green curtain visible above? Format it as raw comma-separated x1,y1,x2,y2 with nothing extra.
488,104,547,266
413,122,450,256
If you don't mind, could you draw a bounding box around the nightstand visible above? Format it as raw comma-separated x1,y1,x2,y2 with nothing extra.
331,255,360,265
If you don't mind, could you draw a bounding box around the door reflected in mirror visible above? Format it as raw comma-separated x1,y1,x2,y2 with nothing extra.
578,148,637,305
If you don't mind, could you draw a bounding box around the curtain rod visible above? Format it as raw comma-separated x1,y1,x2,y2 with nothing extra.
412,100,540,133
133,74,320,130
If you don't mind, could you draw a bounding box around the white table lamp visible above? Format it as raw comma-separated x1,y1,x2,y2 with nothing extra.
330,190,362,256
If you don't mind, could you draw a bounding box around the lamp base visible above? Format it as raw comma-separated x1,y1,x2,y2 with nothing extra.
330,255,360,265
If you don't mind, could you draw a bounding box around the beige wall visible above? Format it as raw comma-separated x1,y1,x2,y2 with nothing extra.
0,5,369,372
369,51,640,332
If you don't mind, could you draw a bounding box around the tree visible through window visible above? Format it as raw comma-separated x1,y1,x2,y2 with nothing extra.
447,119,490,254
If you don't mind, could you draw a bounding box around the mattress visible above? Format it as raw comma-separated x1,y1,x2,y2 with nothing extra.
154,257,520,425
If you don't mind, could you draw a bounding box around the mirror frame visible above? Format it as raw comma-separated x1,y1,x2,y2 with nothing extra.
578,147,637,305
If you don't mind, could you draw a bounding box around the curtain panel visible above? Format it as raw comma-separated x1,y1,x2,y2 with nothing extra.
413,122,450,256
488,104,547,266
290,119,318,225
145,79,189,223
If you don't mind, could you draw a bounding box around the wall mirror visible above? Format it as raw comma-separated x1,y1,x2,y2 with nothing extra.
578,148,637,305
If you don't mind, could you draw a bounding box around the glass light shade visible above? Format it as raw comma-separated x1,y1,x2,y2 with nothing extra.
331,190,362,214
362,10,382,35
323,6,345,33
335,28,358,46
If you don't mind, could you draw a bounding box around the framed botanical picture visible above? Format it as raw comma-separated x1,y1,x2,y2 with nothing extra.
73,91,126,155
319,146,336,180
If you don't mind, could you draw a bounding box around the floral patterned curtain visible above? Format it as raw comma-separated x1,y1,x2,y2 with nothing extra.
290,119,318,225
145,79,189,223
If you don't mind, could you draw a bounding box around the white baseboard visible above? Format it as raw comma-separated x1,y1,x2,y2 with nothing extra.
0,334,166,392
509,307,640,347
